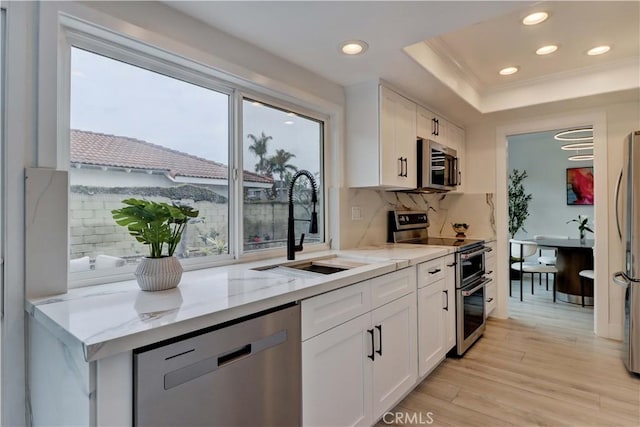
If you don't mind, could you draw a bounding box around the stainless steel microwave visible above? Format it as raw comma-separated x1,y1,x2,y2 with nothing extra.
417,139,459,191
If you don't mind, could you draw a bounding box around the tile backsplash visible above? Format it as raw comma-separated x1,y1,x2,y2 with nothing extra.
340,189,496,248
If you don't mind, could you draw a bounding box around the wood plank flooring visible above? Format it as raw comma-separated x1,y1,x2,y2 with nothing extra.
377,277,640,426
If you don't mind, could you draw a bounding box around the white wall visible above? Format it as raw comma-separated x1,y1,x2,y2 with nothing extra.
507,132,594,240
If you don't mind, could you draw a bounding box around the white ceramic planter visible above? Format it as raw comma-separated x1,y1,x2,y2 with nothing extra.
135,256,183,291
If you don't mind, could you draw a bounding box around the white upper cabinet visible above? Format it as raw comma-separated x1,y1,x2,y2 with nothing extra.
417,106,466,193
346,82,417,190
416,106,446,144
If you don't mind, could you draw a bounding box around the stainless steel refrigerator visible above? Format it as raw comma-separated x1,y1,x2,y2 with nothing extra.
613,130,640,374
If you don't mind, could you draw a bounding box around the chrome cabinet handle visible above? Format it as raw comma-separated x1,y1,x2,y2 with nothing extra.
375,325,382,356
443,290,449,311
397,158,403,177
428,268,441,274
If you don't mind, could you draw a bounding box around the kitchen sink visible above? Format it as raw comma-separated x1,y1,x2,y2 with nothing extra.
253,255,368,276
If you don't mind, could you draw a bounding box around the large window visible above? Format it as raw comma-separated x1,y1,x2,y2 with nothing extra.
69,47,232,275
242,99,324,251
67,39,325,282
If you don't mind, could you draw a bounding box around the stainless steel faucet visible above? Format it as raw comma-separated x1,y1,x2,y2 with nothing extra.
287,170,318,260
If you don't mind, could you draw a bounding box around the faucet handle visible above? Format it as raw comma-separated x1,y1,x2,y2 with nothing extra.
295,233,305,252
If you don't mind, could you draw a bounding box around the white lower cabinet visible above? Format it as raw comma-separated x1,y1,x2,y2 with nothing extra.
417,280,445,376
371,294,417,420
302,313,373,427
302,268,417,426
444,254,457,351
417,254,456,378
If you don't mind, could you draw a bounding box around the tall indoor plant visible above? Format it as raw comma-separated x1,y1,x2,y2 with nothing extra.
112,198,199,291
508,169,533,239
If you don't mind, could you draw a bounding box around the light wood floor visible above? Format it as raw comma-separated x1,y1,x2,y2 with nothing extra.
378,277,640,426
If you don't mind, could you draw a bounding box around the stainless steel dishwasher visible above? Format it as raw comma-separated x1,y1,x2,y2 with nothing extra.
134,303,301,426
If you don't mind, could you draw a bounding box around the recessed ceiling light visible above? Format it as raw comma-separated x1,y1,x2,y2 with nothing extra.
587,45,611,56
568,154,594,161
287,112,296,117
340,40,368,55
561,142,594,151
554,127,593,141
536,45,558,55
251,101,262,106
522,12,549,26
284,120,294,125
499,66,519,76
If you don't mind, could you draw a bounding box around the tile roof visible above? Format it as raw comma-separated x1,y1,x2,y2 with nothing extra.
70,129,272,184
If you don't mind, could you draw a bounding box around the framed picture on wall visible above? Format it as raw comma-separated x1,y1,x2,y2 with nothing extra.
566,167,594,205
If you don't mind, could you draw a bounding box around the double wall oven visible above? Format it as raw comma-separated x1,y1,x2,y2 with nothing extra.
388,210,492,355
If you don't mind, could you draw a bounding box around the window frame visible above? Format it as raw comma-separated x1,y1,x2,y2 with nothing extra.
60,17,329,287
237,91,328,258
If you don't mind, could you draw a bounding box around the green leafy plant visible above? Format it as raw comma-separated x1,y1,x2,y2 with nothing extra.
112,198,199,258
567,214,593,239
508,169,533,238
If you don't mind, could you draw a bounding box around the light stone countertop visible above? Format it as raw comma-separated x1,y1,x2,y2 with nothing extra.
26,245,450,362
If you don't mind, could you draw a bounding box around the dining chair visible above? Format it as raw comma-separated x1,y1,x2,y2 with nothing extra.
533,234,569,290
510,239,558,302
533,234,569,265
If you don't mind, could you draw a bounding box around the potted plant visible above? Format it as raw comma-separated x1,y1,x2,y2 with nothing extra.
508,169,532,239
508,169,532,279
112,198,199,291
567,214,593,243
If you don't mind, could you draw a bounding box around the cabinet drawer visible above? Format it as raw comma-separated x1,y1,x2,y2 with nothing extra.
371,267,416,309
417,257,446,288
302,281,371,341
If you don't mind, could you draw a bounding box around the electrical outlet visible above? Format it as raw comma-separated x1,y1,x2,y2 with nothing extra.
351,206,362,221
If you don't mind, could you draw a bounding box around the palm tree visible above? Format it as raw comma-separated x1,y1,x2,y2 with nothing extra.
269,149,298,199
269,149,298,183
247,132,272,175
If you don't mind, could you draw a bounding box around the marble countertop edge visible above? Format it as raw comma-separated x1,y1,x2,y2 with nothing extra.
26,246,450,362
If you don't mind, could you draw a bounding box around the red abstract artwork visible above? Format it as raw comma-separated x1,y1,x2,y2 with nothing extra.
567,167,594,205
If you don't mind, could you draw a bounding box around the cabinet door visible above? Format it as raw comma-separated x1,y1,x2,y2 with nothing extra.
396,94,417,186
302,313,373,427
417,280,445,377
379,86,416,189
416,106,441,142
371,293,417,420
444,255,457,351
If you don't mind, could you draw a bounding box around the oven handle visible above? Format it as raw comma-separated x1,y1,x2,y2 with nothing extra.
460,246,492,260
461,277,492,296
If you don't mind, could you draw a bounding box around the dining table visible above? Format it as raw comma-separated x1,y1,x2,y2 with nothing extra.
535,238,594,305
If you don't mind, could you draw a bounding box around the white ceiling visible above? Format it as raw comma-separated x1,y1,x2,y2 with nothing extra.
165,1,640,126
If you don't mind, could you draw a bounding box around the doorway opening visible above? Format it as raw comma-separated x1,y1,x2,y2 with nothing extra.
507,129,595,326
